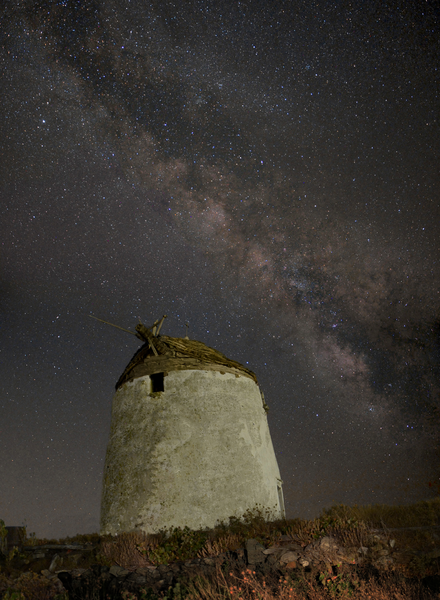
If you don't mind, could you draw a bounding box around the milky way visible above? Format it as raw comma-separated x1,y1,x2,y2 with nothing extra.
1,1,439,539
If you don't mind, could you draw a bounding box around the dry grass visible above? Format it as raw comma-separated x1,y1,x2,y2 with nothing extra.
322,498,440,529
2,499,440,599
392,528,439,554
181,564,310,600
98,530,161,571
197,533,243,559
0,570,63,600
166,563,438,600
1,564,439,600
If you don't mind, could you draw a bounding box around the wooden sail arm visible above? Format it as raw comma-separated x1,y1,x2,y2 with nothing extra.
89,313,170,357
135,323,171,355
136,330,159,355
88,315,137,336
155,314,167,336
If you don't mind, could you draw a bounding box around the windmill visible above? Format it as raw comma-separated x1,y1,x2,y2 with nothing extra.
92,313,286,535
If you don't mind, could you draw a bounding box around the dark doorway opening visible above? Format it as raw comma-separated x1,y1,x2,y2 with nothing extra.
151,372,164,393
277,481,286,519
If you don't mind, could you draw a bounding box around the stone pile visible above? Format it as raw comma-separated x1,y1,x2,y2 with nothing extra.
1,532,437,599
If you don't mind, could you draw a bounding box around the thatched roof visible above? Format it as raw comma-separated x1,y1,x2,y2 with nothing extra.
116,335,258,389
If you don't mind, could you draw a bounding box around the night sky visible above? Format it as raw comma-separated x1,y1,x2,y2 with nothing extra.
1,0,439,542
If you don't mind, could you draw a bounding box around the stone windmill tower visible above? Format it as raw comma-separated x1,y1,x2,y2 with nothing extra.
99,315,285,536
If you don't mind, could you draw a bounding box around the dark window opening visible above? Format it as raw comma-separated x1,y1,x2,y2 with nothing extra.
151,372,164,393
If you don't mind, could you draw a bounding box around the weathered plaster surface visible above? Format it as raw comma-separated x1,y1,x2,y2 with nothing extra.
100,369,284,535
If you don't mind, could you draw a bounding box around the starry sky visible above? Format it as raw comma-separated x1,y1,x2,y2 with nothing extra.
1,0,439,541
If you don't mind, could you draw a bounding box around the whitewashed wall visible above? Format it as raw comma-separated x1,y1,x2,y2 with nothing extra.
100,369,284,535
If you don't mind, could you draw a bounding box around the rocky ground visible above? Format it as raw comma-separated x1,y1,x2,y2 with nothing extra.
1,528,440,599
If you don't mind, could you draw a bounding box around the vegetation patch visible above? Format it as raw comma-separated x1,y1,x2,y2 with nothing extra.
1,500,440,599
